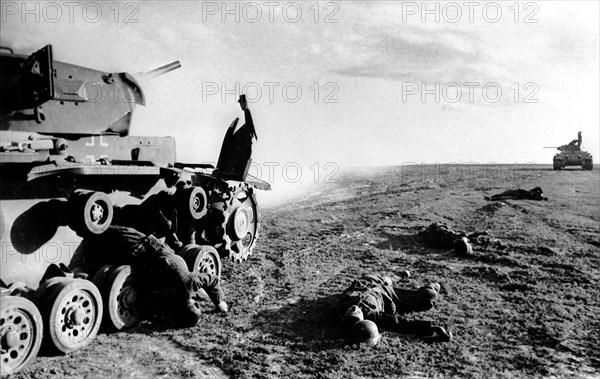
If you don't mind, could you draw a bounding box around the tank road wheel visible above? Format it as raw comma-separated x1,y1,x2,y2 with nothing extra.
100,265,141,331
553,160,562,170
93,265,142,331
177,186,208,220
39,278,102,354
0,296,43,376
69,191,113,235
183,245,222,278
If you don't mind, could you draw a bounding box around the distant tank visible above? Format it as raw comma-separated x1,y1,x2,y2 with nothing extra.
544,131,593,170
0,44,269,374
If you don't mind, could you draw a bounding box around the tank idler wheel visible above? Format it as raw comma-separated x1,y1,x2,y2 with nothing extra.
582,159,593,170
0,296,43,376
39,278,102,354
98,265,141,332
182,245,222,279
69,191,113,235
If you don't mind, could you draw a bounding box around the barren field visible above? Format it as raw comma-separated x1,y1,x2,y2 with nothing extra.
12,164,600,378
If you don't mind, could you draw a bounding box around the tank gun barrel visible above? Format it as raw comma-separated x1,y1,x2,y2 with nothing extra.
144,61,182,78
543,147,559,149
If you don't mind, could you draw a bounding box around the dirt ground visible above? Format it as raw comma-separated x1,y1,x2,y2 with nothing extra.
11,164,600,378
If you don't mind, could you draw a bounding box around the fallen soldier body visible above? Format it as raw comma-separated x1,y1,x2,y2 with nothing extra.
485,187,548,201
70,226,227,326
418,223,473,256
337,273,452,345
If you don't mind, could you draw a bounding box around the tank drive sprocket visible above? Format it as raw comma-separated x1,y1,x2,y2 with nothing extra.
203,184,260,263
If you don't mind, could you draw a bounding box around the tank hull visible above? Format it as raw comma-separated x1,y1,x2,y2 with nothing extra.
553,151,593,170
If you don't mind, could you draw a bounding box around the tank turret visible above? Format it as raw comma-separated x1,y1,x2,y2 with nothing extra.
0,45,181,136
0,45,186,167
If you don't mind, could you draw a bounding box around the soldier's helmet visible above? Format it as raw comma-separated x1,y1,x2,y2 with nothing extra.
342,305,364,330
351,320,381,346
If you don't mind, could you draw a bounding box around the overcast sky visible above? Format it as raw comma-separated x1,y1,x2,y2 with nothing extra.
2,1,599,185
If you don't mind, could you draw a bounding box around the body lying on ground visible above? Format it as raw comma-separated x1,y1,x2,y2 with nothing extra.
418,223,473,256
337,273,452,345
485,187,548,201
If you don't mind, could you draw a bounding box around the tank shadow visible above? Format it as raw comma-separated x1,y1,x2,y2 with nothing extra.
10,200,64,255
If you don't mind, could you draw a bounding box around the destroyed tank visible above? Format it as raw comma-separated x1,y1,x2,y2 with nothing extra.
545,131,593,170
0,44,269,375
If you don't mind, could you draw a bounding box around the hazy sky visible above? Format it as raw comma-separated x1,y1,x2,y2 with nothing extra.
2,1,599,181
